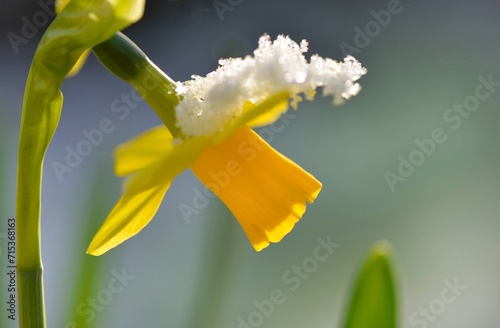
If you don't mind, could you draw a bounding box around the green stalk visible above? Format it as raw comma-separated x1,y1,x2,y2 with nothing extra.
17,60,62,328
15,1,145,326
93,32,182,137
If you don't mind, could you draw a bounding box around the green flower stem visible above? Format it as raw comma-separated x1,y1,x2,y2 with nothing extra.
93,32,182,137
16,1,145,326
17,60,64,328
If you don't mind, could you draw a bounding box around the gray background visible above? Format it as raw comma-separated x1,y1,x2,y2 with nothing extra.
1,0,500,327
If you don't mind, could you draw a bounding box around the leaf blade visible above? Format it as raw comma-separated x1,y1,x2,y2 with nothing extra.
343,241,398,328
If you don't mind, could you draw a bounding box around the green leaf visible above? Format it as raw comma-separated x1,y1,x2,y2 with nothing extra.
16,1,144,327
343,241,398,328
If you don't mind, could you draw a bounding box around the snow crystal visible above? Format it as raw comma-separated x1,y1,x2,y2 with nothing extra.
175,34,367,137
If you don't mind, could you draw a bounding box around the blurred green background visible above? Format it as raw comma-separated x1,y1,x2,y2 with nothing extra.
1,0,500,327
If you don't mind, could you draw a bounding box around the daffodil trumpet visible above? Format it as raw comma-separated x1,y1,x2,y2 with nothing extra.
88,33,366,256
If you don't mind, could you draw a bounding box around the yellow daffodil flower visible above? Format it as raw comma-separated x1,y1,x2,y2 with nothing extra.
87,35,366,255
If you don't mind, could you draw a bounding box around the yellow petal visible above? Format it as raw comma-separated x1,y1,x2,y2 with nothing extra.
191,126,322,251
211,91,289,144
55,0,70,13
244,97,289,128
87,169,171,256
66,49,90,77
114,126,173,176
87,135,210,256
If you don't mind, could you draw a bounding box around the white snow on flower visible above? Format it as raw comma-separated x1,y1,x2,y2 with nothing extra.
175,34,366,137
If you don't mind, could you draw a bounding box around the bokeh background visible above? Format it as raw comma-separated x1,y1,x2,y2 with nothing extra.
1,0,500,327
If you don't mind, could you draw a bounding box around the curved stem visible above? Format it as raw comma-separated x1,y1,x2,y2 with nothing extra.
16,62,56,327
93,32,182,137
16,0,146,325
